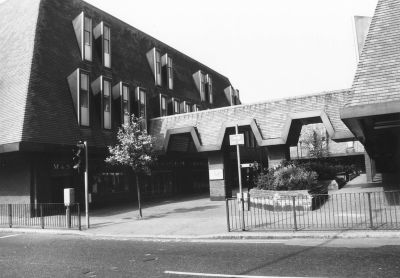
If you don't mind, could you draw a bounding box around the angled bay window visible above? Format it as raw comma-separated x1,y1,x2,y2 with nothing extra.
67,69,90,127
122,84,130,124
192,104,199,112
72,12,92,61
135,87,147,119
162,54,173,90
103,25,111,67
146,47,162,86
172,98,180,114
102,78,112,129
193,70,212,104
79,71,90,126
181,101,191,113
160,94,168,117
94,22,111,68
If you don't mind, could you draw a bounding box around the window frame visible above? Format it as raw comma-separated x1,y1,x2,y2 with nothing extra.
102,77,112,130
159,94,168,117
78,70,90,127
167,56,173,90
82,15,92,61
155,49,162,86
103,23,111,68
121,83,130,125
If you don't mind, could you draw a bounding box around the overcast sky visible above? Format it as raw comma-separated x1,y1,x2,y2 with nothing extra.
88,1,377,103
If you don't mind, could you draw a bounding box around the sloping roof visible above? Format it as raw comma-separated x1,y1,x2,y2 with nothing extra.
0,0,41,146
347,0,400,108
150,89,354,152
0,0,233,150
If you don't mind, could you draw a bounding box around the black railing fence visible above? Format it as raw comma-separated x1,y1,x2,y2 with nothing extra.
226,191,400,232
0,203,81,230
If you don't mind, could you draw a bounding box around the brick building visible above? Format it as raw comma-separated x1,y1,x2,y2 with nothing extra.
0,0,240,205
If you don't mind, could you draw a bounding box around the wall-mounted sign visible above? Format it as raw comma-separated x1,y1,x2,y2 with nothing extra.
209,169,224,180
229,134,244,146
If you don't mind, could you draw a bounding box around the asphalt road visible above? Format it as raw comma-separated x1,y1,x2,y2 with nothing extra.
1,232,400,278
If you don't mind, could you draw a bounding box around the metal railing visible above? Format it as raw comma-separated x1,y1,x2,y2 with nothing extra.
226,191,400,232
0,203,81,230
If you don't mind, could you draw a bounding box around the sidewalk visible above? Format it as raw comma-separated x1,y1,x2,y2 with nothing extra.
1,190,400,241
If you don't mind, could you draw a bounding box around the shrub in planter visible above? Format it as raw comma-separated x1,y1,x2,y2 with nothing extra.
255,163,318,191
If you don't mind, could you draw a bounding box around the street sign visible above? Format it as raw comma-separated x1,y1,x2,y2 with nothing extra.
241,163,253,168
229,134,244,146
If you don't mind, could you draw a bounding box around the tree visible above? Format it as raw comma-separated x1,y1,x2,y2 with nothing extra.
105,115,156,218
300,124,329,159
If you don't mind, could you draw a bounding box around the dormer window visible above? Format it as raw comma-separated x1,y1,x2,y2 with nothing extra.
162,54,173,90
193,71,213,104
94,22,111,68
72,12,92,61
160,94,168,117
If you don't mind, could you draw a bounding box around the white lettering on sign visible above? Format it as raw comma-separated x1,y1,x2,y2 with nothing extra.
229,134,244,146
209,169,224,180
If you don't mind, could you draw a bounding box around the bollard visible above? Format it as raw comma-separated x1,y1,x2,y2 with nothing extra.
78,204,81,231
66,205,71,229
40,204,44,229
225,199,230,232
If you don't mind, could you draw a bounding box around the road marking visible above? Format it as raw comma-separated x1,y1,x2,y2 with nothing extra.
165,270,326,278
0,234,21,239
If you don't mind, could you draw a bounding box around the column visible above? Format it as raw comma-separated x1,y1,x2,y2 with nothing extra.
364,151,376,183
207,151,231,201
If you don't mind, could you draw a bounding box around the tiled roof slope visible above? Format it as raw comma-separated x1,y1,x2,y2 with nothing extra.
347,0,400,108
1,0,232,149
0,0,41,145
150,90,353,152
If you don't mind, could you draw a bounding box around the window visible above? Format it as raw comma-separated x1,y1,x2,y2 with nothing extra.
167,56,173,90
173,98,180,114
155,50,162,86
103,79,112,129
122,84,130,125
160,95,168,117
83,16,92,61
206,74,213,104
200,73,206,99
185,102,191,113
103,25,111,68
79,72,90,126
136,88,147,119
192,104,199,112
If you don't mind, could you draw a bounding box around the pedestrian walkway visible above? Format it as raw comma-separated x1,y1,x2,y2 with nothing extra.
88,194,228,237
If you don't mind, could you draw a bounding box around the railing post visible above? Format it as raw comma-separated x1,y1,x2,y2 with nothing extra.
367,192,374,229
78,203,81,231
8,204,12,228
225,199,231,232
292,196,298,231
40,204,44,229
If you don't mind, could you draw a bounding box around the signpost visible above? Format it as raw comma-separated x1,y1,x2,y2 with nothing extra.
229,125,246,231
84,141,89,229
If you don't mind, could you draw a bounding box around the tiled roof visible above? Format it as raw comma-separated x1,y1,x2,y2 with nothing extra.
0,0,233,149
0,0,41,145
150,89,354,152
347,0,400,108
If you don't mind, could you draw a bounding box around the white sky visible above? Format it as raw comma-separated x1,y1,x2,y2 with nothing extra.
87,1,377,103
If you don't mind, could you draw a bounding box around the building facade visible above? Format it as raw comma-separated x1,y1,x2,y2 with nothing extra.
0,0,240,205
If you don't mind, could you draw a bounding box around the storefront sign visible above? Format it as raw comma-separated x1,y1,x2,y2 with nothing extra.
209,169,224,180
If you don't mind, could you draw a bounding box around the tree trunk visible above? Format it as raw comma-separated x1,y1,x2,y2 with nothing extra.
135,174,142,218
